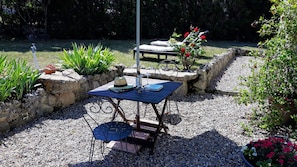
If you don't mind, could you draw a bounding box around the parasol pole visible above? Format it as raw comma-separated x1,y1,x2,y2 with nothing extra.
136,0,141,129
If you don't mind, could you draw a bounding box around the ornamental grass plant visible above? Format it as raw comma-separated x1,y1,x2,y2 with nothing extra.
59,43,115,75
0,55,40,102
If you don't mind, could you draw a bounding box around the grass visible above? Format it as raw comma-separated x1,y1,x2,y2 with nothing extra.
0,39,259,70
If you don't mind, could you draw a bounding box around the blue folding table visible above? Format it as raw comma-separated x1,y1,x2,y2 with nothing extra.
88,76,182,153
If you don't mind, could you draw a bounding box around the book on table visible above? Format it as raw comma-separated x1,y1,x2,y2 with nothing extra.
144,84,163,91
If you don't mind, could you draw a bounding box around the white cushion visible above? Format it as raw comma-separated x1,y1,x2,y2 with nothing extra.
150,40,183,47
137,44,175,52
150,40,170,46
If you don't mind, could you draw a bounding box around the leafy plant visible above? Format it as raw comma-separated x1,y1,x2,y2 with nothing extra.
0,55,40,102
59,43,115,75
171,25,207,70
238,0,297,129
240,122,253,137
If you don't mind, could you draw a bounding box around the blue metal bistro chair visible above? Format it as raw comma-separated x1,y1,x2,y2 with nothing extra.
83,98,133,163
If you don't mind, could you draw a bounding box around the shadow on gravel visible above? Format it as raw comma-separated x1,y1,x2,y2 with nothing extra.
171,92,229,103
0,97,101,142
0,93,231,142
69,129,244,167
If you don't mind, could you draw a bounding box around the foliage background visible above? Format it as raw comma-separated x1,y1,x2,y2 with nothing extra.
0,0,271,41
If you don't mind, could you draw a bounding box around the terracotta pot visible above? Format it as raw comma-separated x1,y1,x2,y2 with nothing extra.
43,68,56,74
43,64,57,74
182,58,192,71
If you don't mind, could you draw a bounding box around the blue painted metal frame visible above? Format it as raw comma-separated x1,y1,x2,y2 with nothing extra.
88,81,182,104
93,121,133,141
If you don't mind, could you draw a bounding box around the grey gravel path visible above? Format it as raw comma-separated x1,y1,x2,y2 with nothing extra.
0,56,266,167
208,55,258,94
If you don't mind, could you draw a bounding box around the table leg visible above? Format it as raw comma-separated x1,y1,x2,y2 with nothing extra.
105,97,129,123
151,98,169,134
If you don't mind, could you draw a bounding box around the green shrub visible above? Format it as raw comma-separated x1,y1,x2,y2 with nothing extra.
0,55,40,102
60,43,115,75
238,0,297,130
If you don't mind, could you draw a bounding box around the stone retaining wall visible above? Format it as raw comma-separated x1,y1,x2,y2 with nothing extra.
0,48,248,134
0,66,124,133
193,48,248,93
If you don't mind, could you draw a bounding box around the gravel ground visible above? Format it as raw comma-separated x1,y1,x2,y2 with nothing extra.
208,55,259,94
0,56,267,167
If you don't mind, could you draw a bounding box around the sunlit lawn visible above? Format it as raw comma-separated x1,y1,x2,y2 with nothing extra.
0,39,259,70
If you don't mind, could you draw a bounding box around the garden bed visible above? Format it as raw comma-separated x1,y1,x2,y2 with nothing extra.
0,48,248,134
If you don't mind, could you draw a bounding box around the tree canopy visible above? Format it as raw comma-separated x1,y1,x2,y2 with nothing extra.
0,0,271,41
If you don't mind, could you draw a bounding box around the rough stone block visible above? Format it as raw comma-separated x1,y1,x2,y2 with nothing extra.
56,92,76,108
0,117,10,133
37,104,54,116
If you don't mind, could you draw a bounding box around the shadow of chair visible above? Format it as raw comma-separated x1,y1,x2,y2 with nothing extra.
82,98,133,163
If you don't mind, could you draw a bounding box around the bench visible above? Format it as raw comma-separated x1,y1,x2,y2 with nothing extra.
133,44,178,60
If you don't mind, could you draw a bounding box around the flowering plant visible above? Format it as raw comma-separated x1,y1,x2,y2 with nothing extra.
170,25,207,70
241,137,297,167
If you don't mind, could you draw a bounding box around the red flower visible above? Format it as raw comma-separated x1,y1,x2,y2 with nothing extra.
194,27,199,32
200,35,207,40
266,152,275,159
278,159,284,165
244,137,297,166
263,140,273,148
184,32,190,38
180,47,186,53
283,147,291,153
279,154,285,159
185,52,191,57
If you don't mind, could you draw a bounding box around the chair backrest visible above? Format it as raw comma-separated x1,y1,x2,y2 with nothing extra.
83,98,122,132
154,59,179,77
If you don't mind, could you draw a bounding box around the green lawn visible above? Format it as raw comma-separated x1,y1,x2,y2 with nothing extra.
0,39,258,70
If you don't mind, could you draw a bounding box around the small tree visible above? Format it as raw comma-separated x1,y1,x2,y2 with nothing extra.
239,0,297,129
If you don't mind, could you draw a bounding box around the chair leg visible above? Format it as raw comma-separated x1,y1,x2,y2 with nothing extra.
89,137,95,163
90,138,107,163
130,130,139,155
100,140,106,156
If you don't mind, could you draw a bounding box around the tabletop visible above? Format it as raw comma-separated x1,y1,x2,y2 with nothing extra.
88,76,182,104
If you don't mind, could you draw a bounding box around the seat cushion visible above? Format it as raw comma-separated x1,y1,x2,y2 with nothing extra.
138,44,175,52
